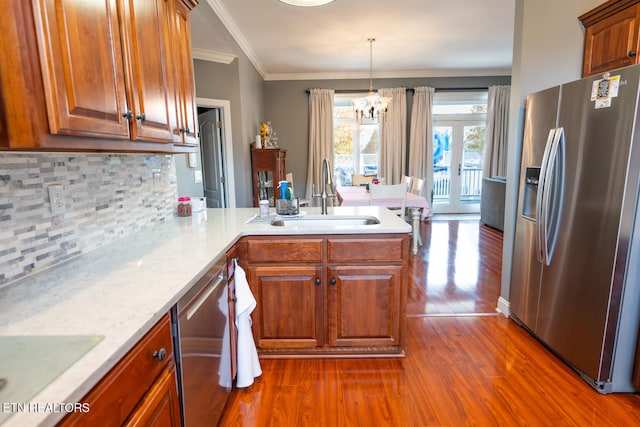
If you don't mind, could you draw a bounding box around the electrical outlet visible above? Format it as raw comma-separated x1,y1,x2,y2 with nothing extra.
152,171,161,192
48,184,66,215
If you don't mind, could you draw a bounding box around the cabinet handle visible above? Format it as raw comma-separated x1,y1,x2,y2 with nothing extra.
315,278,321,285
330,278,336,286
152,348,167,361
122,110,133,120
136,113,146,122
629,50,637,58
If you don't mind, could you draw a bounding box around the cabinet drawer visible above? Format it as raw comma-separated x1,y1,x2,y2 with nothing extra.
327,237,405,263
246,238,323,263
59,314,173,426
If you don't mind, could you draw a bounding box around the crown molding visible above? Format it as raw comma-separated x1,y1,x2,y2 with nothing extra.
191,47,236,64
205,0,266,78
264,68,512,81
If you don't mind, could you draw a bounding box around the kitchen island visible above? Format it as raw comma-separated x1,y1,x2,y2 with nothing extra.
0,206,410,426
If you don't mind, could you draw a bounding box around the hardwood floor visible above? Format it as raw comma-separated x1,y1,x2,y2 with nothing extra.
219,219,640,426
407,218,503,316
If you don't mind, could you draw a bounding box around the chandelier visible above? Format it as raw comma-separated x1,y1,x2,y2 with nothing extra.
278,0,336,6
355,38,391,123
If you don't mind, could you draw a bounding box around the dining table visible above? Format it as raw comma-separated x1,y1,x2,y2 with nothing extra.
336,185,431,220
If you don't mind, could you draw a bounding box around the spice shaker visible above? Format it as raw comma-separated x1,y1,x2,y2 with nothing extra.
259,199,270,217
178,197,192,217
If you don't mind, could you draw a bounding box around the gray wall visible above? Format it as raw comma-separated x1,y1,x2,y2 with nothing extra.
264,76,511,198
500,0,604,310
175,153,204,198
190,3,264,208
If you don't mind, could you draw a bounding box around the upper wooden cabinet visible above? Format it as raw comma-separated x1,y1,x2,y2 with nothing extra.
33,0,175,143
580,0,640,77
0,0,198,153
122,0,177,143
168,0,199,147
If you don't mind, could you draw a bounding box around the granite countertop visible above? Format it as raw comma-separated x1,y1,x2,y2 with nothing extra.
0,206,410,426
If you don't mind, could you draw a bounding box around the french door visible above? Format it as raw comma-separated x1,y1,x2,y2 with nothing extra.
432,120,485,214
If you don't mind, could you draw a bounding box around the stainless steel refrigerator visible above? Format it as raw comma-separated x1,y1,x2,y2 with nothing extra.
510,64,640,393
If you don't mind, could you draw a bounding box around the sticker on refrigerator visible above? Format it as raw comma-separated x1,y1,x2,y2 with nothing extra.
591,75,620,109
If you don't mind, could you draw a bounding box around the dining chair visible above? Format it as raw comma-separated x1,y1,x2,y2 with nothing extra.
411,177,425,196
369,182,408,217
351,174,377,186
401,175,412,190
370,182,423,254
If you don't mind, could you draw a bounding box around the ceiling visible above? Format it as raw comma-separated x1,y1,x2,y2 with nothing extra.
190,0,516,81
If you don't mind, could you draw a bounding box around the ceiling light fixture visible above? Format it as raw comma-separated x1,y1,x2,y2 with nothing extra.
278,0,336,6
355,38,390,123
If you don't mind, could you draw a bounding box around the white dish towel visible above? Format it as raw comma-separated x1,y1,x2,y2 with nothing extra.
234,260,262,388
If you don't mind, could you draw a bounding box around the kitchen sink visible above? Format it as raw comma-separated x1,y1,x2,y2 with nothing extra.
270,215,380,227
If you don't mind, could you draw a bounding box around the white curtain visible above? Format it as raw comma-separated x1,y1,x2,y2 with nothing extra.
306,89,335,199
408,86,435,200
378,87,407,185
483,85,511,178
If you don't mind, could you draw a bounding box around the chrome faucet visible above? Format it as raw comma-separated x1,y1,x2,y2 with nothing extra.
313,158,335,214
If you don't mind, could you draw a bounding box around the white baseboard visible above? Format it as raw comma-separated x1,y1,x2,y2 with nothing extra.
496,297,510,318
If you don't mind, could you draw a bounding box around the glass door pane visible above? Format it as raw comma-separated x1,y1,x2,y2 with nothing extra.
460,125,484,204
334,124,354,185
433,121,484,214
433,126,452,207
257,170,275,206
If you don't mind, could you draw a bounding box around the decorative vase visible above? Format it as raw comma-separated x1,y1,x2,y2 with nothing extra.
260,121,272,147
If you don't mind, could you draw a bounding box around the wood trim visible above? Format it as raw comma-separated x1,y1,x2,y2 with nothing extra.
179,0,198,10
579,0,640,27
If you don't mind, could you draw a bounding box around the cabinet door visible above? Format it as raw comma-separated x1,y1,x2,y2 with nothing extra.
169,0,198,146
0,92,5,146
59,315,174,426
120,0,174,142
32,0,130,139
328,265,402,348
249,265,324,349
124,364,181,427
582,4,640,77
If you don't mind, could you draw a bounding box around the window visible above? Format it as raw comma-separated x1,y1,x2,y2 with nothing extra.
333,94,379,186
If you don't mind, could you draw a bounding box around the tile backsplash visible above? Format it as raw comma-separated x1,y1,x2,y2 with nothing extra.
0,153,178,287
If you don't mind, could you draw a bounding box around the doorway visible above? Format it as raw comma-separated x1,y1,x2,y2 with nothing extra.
196,98,236,208
199,108,225,208
432,121,485,213
431,91,487,214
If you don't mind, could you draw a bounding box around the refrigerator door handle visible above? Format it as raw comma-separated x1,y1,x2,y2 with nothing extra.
539,127,565,266
536,128,557,263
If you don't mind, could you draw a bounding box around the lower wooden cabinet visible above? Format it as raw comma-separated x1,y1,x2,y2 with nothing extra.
328,264,403,348
239,234,408,357
58,314,180,426
249,265,324,349
124,364,181,427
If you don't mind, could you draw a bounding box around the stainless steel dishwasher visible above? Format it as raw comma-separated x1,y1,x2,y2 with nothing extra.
173,257,232,426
